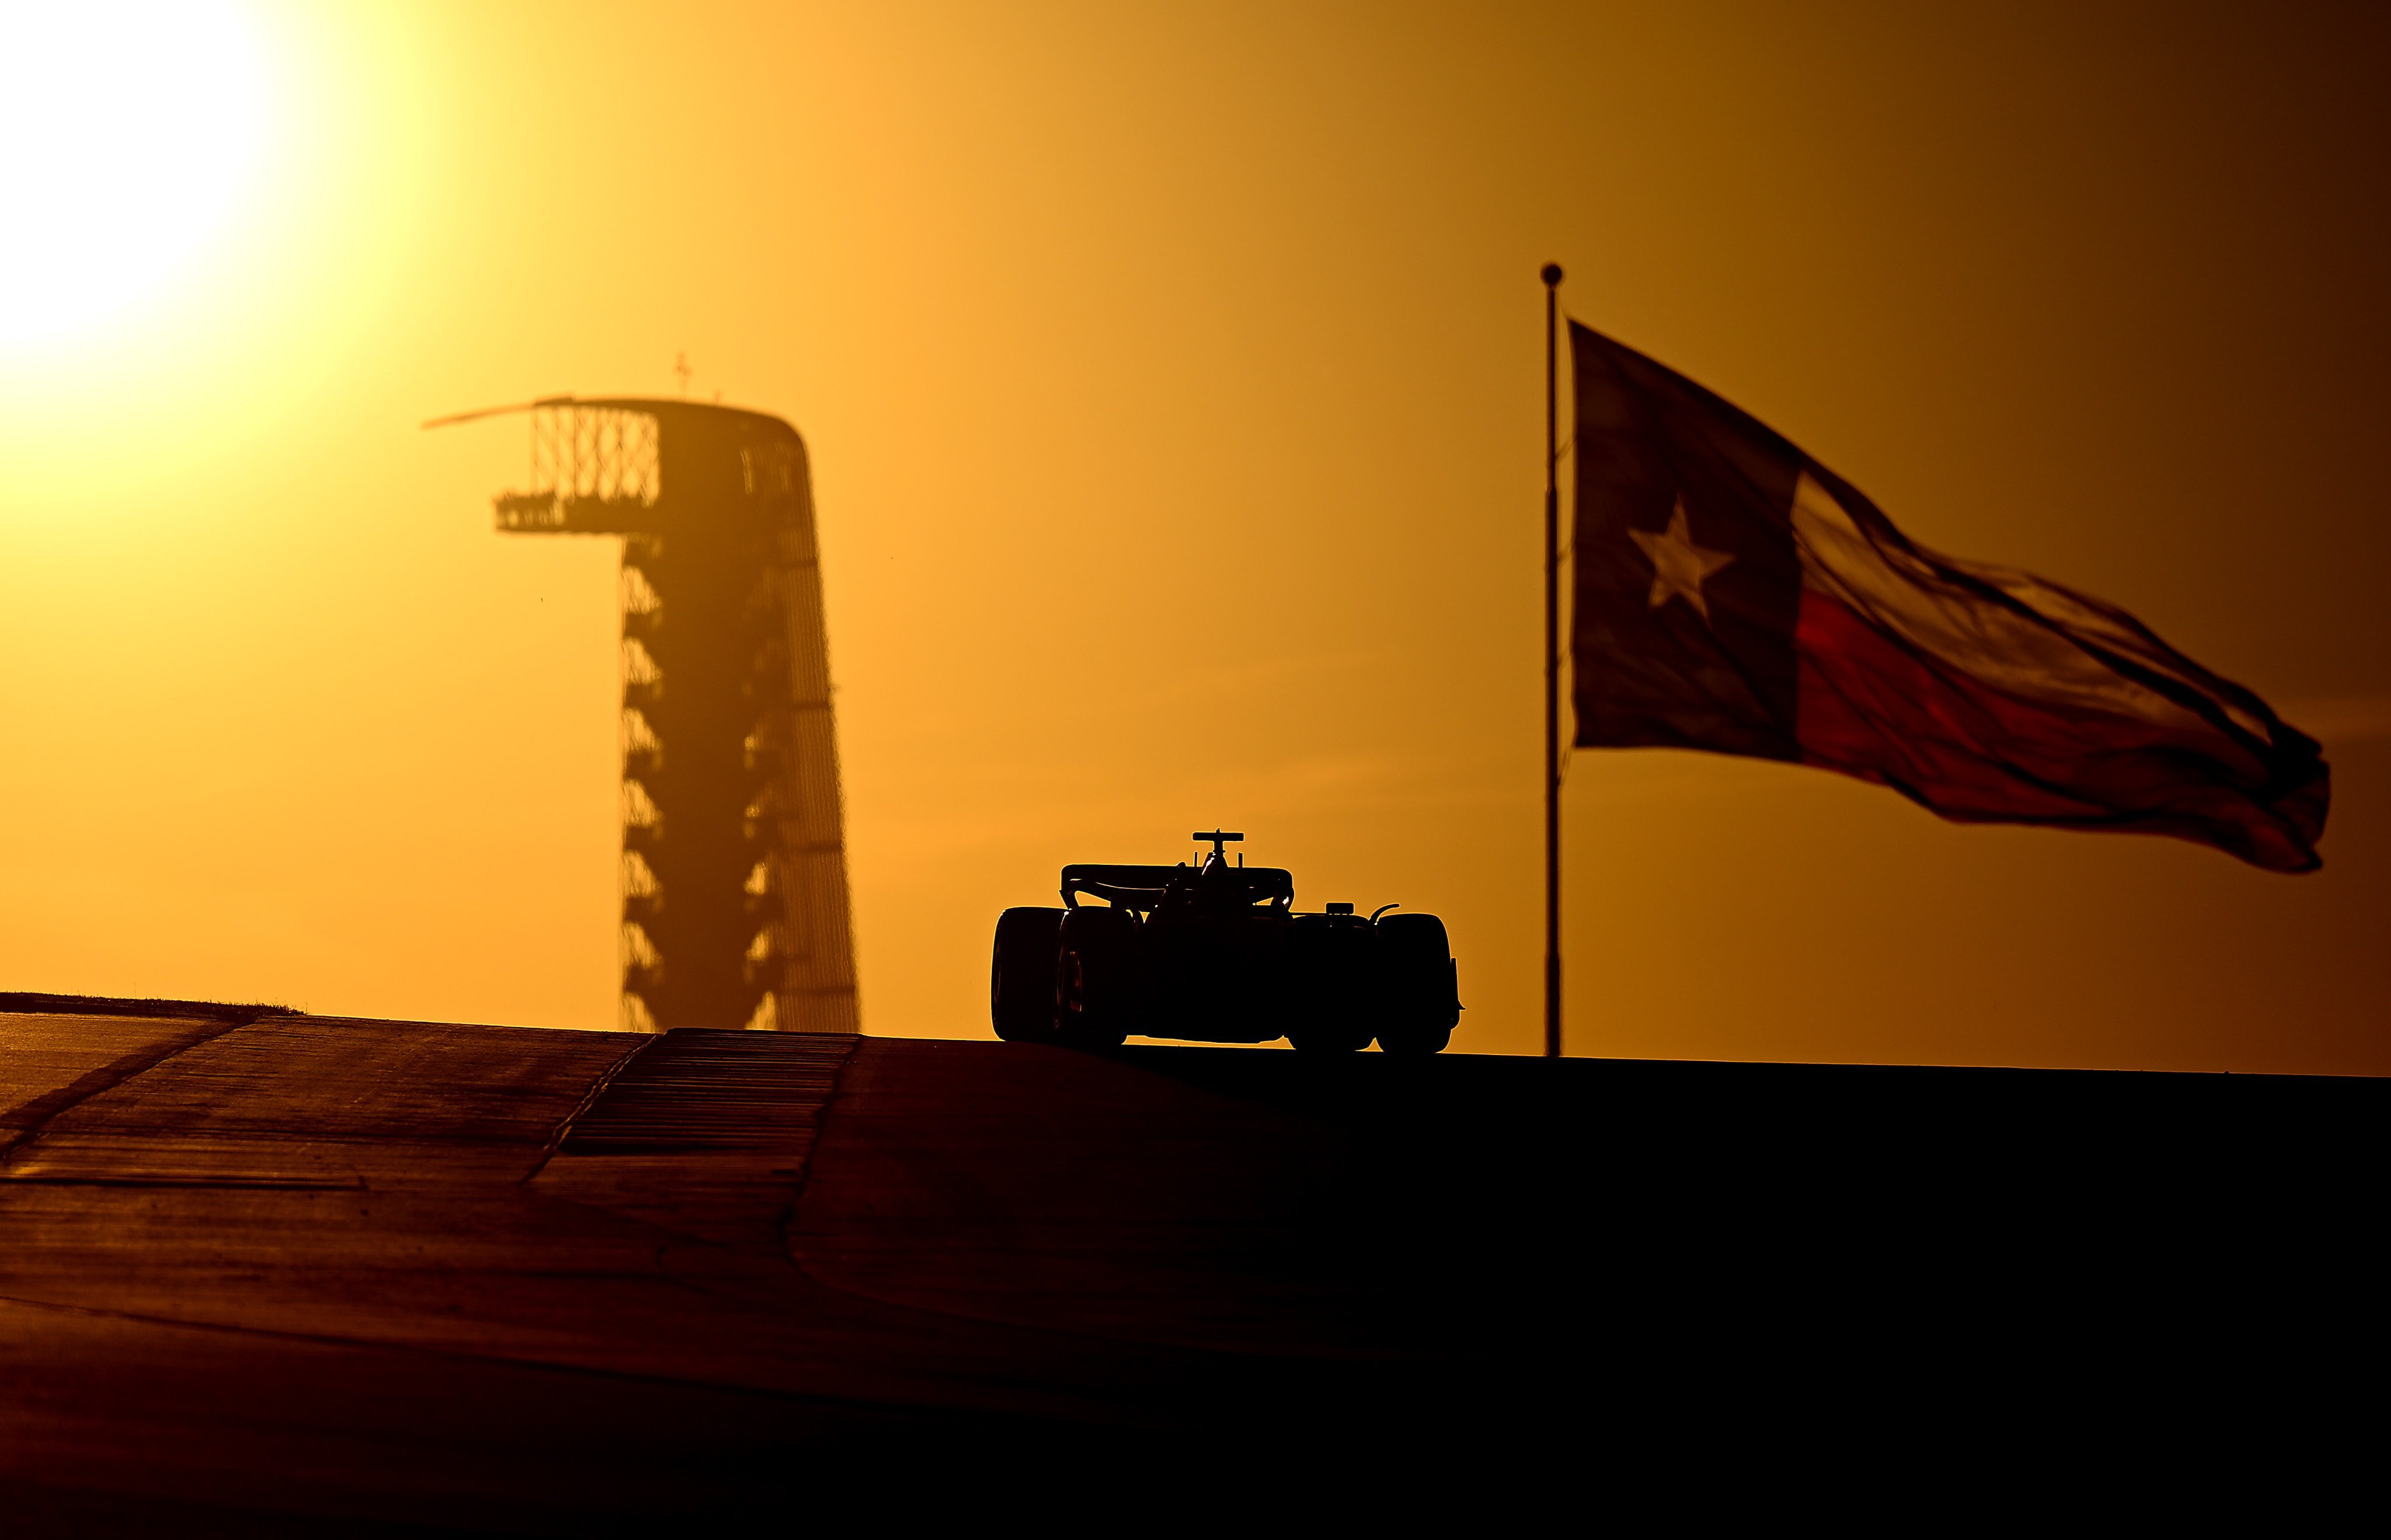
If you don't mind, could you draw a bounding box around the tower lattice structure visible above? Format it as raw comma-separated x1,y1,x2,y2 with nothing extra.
485,398,858,1033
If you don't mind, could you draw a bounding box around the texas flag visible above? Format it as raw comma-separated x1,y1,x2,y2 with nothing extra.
1569,322,2329,872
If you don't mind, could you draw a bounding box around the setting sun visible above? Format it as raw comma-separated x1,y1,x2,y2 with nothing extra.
0,0,268,348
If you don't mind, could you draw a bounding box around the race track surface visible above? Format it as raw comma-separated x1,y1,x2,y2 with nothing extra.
0,998,2375,1528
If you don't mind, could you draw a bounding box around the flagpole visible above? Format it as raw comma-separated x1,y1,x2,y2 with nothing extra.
1542,261,1564,1060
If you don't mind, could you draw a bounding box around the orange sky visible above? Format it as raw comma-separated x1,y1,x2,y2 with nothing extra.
1,1,2384,1073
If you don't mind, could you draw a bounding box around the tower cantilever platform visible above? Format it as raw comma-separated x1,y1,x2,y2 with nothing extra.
441,397,858,1033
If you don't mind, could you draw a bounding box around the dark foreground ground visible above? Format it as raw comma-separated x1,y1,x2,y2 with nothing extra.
0,996,2376,1529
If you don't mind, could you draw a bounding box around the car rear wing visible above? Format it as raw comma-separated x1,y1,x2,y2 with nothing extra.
1060,863,1294,913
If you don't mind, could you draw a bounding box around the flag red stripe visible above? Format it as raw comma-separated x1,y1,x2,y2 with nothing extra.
1793,590,2323,871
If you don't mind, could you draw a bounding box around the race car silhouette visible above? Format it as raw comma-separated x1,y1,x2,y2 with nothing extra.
990,832,1461,1054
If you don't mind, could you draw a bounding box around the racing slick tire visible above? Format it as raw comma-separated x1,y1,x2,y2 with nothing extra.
1054,906,1138,1050
991,906,1065,1042
1373,912,1458,1056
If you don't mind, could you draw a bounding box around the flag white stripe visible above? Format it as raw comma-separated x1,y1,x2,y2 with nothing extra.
1789,473,2270,755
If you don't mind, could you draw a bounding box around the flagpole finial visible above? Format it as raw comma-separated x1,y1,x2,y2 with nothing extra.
1541,262,1564,288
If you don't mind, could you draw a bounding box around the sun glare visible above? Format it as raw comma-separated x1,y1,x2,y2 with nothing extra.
0,0,269,350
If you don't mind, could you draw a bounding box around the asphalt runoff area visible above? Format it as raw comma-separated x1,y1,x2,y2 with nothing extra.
0,997,2374,1529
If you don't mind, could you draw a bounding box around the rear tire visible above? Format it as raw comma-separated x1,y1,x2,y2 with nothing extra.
1055,907,1137,1050
991,907,1065,1042
1374,913,1458,1056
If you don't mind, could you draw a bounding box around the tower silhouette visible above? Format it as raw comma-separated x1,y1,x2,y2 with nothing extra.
442,397,858,1033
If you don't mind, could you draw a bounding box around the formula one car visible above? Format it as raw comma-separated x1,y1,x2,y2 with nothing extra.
989,832,1462,1054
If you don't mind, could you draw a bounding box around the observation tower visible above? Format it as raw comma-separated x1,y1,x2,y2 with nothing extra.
434,397,858,1033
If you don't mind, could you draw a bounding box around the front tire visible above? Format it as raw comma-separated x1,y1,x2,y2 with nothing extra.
992,907,1065,1042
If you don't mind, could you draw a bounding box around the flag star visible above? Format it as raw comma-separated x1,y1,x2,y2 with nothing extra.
1629,498,1735,622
